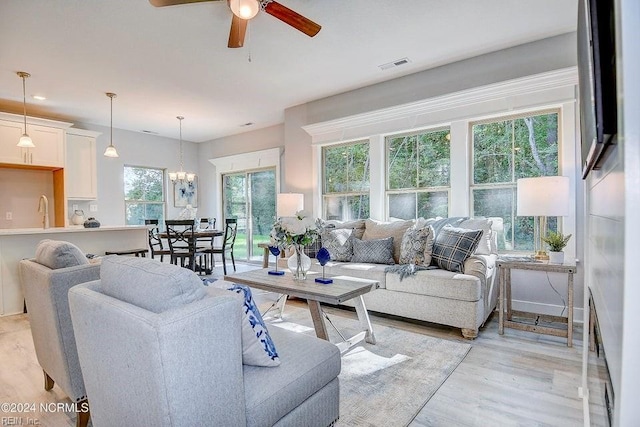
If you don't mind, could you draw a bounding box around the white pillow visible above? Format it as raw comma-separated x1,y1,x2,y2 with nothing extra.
204,280,280,367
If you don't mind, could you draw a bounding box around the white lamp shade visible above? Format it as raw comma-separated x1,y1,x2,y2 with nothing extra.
277,193,304,217
517,176,570,216
104,145,119,158
17,133,35,148
229,0,260,19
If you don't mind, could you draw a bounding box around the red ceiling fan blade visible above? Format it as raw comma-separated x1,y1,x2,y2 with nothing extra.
228,14,248,48
264,1,321,37
149,0,218,6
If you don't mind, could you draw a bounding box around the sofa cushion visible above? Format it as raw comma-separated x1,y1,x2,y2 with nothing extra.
459,218,494,255
385,268,482,302
100,256,206,313
351,237,395,265
432,225,483,273
204,282,280,367
322,219,366,239
243,325,341,427
399,225,434,266
35,239,89,270
362,219,413,263
320,228,353,262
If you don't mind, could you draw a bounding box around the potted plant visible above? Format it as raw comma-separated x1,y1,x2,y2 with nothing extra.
542,231,572,264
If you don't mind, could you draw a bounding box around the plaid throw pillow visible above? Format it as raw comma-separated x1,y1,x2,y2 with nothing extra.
431,225,483,273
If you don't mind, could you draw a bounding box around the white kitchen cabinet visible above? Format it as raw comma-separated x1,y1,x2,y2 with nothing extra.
0,114,71,168
66,129,100,199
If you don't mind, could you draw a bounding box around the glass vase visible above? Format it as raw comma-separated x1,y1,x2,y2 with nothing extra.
287,245,311,281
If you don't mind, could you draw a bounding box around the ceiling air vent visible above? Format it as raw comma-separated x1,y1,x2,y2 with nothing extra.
378,57,411,71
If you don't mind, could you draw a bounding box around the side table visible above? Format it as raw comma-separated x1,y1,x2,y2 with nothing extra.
497,258,577,346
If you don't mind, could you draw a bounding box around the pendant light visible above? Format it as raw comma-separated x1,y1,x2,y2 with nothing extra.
104,92,119,157
169,116,196,183
16,71,35,148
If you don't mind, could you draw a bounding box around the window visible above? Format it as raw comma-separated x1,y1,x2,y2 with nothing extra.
386,128,450,220
471,111,559,250
322,141,370,220
124,166,165,226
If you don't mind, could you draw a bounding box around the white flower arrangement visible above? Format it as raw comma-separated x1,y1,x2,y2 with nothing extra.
270,211,318,249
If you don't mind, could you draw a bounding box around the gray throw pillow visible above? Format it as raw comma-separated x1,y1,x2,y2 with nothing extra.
351,237,395,265
431,225,483,273
320,228,353,262
399,225,434,266
35,239,89,269
100,256,206,313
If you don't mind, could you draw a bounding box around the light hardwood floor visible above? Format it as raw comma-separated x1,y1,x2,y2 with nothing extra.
0,261,608,426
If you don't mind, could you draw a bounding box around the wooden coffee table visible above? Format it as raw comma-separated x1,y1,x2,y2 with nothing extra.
224,268,380,353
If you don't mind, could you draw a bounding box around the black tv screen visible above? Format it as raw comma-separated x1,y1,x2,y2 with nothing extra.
577,0,617,178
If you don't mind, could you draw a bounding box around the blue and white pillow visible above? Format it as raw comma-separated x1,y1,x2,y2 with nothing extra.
203,279,280,367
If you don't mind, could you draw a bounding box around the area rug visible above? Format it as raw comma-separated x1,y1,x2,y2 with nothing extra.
264,305,471,427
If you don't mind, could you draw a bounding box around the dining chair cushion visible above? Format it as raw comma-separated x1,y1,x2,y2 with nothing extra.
35,239,89,270
100,256,206,314
204,279,280,367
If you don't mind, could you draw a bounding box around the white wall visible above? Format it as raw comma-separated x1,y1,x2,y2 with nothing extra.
68,122,199,226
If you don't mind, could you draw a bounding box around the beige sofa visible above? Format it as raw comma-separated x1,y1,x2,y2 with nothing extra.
283,217,501,339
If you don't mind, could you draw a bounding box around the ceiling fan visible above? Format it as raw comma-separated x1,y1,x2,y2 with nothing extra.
149,0,321,48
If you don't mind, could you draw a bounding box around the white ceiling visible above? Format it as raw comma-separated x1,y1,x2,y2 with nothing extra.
0,0,577,143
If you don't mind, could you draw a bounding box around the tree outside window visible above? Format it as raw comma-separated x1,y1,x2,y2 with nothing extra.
471,111,559,250
386,128,450,220
124,166,165,227
323,141,370,220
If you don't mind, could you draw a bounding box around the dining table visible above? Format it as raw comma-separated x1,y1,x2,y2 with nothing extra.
158,228,224,274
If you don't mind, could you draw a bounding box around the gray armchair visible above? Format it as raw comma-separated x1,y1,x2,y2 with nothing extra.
18,240,100,427
69,256,340,427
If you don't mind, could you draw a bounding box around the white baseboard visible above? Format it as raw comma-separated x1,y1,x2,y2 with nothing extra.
510,299,585,324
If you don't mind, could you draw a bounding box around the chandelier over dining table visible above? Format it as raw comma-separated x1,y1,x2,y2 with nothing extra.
169,116,196,183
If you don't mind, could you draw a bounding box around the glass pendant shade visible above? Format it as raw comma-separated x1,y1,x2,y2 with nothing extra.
168,172,177,182
104,145,119,157
18,133,35,148
229,0,260,19
186,173,196,182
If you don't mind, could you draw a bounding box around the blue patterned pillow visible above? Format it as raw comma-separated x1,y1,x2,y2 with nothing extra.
203,279,280,367
351,237,395,264
431,225,483,273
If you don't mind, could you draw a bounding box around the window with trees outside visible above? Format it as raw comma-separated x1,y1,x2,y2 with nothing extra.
386,128,451,220
124,165,165,226
471,110,559,251
323,141,370,220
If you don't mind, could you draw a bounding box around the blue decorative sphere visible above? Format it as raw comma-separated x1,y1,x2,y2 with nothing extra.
317,247,331,266
269,246,281,256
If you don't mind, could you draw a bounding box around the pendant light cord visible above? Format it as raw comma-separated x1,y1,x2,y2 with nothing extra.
110,95,113,147
22,75,27,131
178,116,184,172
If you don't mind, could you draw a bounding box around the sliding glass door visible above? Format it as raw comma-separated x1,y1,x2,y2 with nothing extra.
223,168,276,262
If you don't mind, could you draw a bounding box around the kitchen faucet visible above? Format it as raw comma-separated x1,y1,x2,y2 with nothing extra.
38,195,49,229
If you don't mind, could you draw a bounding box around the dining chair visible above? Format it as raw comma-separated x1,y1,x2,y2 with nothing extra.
164,219,206,273
145,219,171,262
209,218,238,275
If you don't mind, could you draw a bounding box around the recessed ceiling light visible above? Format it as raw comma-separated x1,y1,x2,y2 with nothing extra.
32,95,46,101
241,122,254,127
141,130,158,135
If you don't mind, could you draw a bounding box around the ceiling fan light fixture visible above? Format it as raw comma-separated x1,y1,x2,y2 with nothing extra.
229,0,260,19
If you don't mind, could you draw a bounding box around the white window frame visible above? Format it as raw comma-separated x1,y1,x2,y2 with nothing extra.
123,165,166,226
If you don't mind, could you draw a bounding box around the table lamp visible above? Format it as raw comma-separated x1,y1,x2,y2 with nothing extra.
277,193,304,218
516,176,570,260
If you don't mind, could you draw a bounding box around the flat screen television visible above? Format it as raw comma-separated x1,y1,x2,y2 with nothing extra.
577,0,617,178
